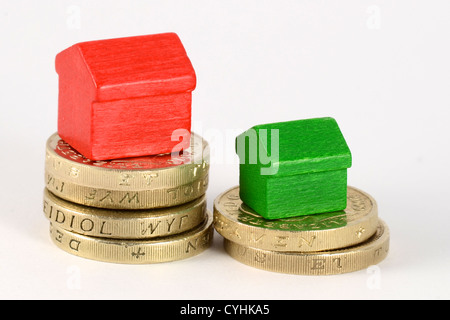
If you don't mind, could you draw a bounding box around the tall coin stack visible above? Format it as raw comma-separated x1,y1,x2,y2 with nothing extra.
43,33,213,264
44,132,213,264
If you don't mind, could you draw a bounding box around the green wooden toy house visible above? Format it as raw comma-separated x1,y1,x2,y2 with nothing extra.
235,117,352,220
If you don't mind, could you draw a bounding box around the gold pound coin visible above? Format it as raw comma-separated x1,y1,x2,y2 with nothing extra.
49,211,214,264
46,175,209,210
214,186,378,252
224,219,389,275
45,132,210,209
43,188,207,239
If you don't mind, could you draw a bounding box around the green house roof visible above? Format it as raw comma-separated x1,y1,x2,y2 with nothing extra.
236,117,352,176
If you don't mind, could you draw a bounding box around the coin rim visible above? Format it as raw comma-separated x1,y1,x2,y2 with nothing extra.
49,211,214,264
213,185,379,252
45,132,210,190
223,219,389,275
45,170,209,209
43,188,207,239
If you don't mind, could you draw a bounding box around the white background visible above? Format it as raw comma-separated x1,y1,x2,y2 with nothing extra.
1,1,449,300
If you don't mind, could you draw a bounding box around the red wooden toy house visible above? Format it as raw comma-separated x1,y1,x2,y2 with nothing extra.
55,33,196,160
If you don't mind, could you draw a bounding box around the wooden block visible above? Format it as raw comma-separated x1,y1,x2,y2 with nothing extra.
55,33,196,160
235,117,352,220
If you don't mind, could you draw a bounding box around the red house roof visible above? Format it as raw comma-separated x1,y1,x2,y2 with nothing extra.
55,32,196,102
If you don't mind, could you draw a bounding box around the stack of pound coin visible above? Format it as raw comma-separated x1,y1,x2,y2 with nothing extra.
43,132,213,264
213,186,389,275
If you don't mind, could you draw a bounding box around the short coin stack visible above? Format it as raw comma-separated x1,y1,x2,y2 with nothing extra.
213,186,389,275
213,117,390,275
44,132,213,264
